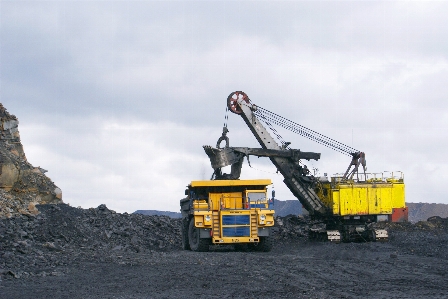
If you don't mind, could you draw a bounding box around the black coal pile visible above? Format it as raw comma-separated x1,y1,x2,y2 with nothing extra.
273,214,310,241
380,216,448,260
2,203,447,281
0,207,310,280
0,204,181,279
274,214,448,260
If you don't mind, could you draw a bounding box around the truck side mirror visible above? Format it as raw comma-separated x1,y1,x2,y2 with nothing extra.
185,189,189,196
272,190,275,199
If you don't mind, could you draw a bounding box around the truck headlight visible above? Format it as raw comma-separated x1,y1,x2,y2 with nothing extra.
260,214,266,221
205,215,211,222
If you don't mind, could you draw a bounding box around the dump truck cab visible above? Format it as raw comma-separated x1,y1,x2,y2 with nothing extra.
180,179,275,252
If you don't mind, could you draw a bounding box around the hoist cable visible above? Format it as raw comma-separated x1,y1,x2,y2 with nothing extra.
253,106,358,156
224,107,229,128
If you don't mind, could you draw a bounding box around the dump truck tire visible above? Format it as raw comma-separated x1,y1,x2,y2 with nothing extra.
234,244,249,252
248,231,273,252
188,219,210,252
256,236,273,252
181,218,190,250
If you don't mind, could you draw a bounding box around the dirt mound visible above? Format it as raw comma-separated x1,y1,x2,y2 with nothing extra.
0,103,62,218
0,203,181,279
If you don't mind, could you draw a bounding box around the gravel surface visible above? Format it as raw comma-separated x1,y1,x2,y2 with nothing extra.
1,204,447,299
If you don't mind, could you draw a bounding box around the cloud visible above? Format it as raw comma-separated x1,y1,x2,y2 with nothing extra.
2,1,448,212
20,118,220,212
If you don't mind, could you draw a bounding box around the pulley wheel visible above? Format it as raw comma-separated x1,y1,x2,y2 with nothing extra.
227,91,250,114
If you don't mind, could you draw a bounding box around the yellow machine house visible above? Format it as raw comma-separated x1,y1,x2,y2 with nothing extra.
318,172,406,220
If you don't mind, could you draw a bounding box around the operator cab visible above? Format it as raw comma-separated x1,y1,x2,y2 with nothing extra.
246,190,271,209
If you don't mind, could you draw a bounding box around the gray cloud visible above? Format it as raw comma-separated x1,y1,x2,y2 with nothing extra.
2,1,448,212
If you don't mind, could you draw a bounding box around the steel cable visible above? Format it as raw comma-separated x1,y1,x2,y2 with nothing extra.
253,106,358,156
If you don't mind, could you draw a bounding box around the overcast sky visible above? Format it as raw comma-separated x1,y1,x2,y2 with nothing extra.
1,1,448,213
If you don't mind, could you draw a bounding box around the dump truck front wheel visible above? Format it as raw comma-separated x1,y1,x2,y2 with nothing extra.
181,218,190,250
188,219,210,252
248,234,273,252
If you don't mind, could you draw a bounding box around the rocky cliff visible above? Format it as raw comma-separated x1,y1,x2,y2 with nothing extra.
0,103,62,218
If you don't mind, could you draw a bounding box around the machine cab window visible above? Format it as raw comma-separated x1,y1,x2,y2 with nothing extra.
246,191,268,209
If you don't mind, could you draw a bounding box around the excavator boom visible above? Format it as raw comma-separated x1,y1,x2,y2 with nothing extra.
202,91,408,243
206,91,329,216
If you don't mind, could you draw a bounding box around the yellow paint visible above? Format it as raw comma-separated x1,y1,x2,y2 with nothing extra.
212,237,260,243
209,193,222,211
321,180,405,216
190,179,271,188
209,192,243,210
223,192,243,209
191,200,208,211
194,212,213,227
391,183,406,209
258,212,274,225
332,190,340,215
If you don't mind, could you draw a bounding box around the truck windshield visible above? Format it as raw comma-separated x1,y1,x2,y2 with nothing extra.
247,192,266,202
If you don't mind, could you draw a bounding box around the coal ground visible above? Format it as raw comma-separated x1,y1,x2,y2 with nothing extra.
0,204,447,299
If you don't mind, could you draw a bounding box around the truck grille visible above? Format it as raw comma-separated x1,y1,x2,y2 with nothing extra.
221,215,250,237
222,215,250,225
222,227,250,237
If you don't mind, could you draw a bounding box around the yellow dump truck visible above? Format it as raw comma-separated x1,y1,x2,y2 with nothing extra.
180,179,275,252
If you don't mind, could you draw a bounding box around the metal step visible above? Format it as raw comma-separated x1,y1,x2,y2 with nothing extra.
250,213,258,236
374,229,388,242
326,230,341,243
212,212,220,237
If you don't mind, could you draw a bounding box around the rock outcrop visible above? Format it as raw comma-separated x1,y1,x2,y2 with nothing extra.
0,103,62,218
